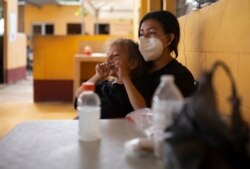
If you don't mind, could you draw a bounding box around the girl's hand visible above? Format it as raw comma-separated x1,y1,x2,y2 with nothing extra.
95,61,117,78
96,62,110,78
115,61,130,83
87,61,117,84
107,61,117,77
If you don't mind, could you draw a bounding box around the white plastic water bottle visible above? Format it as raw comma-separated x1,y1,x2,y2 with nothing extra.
152,75,183,157
77,82,101,141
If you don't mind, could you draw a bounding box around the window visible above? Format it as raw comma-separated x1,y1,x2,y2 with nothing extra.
176,0,219,17
32,23,54,35
32,25,42,35
67,23,82,34
94,23,110,35
45,24,54,34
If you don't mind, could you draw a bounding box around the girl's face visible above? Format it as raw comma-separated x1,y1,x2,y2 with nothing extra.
107,44,129,65
106,44,131,77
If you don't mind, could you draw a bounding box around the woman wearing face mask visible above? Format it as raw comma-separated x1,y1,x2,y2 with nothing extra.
138,10,196,102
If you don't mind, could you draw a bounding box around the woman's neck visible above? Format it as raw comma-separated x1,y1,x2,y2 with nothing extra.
150,51,173,73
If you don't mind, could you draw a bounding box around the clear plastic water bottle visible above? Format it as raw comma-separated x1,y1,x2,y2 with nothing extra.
77,82,101,141
152,75,184,158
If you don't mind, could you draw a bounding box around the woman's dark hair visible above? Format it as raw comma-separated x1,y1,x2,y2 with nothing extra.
138,10,180,58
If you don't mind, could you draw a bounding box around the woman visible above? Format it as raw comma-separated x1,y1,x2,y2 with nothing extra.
138,10,196,102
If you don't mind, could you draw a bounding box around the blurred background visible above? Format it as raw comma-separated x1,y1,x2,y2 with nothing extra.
1,0,250,139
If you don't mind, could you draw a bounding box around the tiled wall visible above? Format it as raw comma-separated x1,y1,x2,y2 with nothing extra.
177,0,250,122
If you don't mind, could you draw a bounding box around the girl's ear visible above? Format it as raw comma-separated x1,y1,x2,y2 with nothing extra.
129,59,138,70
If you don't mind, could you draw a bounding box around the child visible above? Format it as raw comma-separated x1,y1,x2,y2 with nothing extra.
75,38,150,119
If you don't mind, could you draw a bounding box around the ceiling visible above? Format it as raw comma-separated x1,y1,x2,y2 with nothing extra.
22,0,82,6
85,0,132,11
83,0,133,19
22,0,133,9
19,0,133,19
25,0,60,6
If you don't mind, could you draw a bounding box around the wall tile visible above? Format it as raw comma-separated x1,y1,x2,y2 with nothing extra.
205,53,239,100
178,0,250,122
238,54,250,109
241,106,250,123
178,52,205,80
178,0,250,53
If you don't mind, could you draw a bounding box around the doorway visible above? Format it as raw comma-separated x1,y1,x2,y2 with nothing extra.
0,1,5,83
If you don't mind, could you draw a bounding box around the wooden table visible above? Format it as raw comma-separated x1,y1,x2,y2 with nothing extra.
74,53,107,98
0,119,163,169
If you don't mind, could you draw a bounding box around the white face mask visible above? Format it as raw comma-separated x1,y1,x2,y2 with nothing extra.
138,37,163,61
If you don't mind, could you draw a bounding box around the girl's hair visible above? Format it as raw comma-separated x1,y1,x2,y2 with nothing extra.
138,10,180,58
106,38,146,80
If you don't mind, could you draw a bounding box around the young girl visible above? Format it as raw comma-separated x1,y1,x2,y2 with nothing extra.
75,38,150,119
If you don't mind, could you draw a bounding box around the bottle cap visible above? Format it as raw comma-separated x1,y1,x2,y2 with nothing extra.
161,75,174,82
82,82,95,91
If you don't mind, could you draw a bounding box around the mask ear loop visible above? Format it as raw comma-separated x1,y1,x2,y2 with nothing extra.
163,33,175,47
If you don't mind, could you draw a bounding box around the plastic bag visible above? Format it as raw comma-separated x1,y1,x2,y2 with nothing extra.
126,108,154,137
